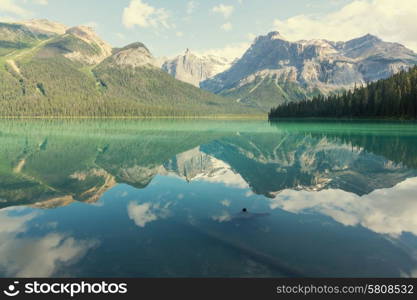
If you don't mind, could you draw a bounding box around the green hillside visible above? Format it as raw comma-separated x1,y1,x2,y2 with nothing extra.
219,75,320,112
94,57,250,116
39,34,102,58
0,22,49,55
0,119,228,208
0,22,256,117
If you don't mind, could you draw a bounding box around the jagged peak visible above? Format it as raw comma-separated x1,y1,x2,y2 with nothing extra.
267,31,286,40
348,33,382,44
60,25,112,65
66,25,98,38
65,25,112,54
109,41,157,68
65,26,110,49
182,48,199,59
253,31,287,44
119,42,150,53
363,33,381,40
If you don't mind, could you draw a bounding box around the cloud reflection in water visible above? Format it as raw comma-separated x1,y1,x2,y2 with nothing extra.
270,177,417,237
0,208,97,277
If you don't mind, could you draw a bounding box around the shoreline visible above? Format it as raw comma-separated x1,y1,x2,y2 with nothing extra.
0,114,267,120
268,117,417,122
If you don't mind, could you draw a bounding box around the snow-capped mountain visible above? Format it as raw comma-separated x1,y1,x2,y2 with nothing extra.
201,132,417,197
162,49,234,87
162,147,248,188
200,32,417,111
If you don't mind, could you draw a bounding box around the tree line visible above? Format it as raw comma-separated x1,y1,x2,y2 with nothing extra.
0,56,251,117
269,66,417,119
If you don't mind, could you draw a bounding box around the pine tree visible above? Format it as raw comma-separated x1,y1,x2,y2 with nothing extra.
269,66,417,120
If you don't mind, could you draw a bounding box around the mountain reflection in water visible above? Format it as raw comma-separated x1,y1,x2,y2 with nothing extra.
0,119,416,278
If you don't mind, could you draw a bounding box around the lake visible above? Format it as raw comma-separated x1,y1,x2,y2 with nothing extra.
1,119,417,278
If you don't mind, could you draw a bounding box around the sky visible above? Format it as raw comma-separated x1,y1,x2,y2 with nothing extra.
1,0,417,59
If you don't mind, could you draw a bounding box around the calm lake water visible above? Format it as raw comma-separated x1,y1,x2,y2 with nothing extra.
1,119,417,278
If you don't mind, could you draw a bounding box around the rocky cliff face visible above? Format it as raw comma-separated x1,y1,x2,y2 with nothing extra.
162,49,233,87
201,32,417,111
109,42,158,68
62,26,112,65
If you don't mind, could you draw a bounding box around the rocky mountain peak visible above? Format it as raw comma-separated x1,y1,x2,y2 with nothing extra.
253,31,288,45
267,31,286,40
65,26,110,52
201,32,417,111
359,33,381,42
339,33,415,60
162,50,233,87
118,42,150,53
64,25,112,64
182,48,198,60
342,33,382,50
66,25,93,38
109,42,158,68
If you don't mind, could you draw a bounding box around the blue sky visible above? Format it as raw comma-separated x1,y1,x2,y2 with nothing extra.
1,0,416,58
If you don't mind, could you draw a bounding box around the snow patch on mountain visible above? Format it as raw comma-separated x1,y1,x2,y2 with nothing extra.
201,31,417,108
161,49,235,87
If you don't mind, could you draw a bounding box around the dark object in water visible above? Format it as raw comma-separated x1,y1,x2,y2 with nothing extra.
234,210,270,220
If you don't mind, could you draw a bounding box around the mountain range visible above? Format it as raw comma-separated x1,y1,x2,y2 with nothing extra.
199,32,417,111
1,19,417,116
162,49,234,87
0,19,252,116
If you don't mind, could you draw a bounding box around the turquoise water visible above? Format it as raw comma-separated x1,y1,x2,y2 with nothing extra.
0,119,417,278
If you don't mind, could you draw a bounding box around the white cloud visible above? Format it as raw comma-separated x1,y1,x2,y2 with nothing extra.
273,0,417,51
221,199,231,207
128,202,157,227
0,209,97,277
186,1,196,15
245,190,254,197
0,0,30,17
220,22,232,32
1,234,97,277
269,177,417,238
212,211,232,223
176,31,184,37
122,0,171,29
195,42,249,61
212,4,234,19
0,208,37,234
127,201,171,228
